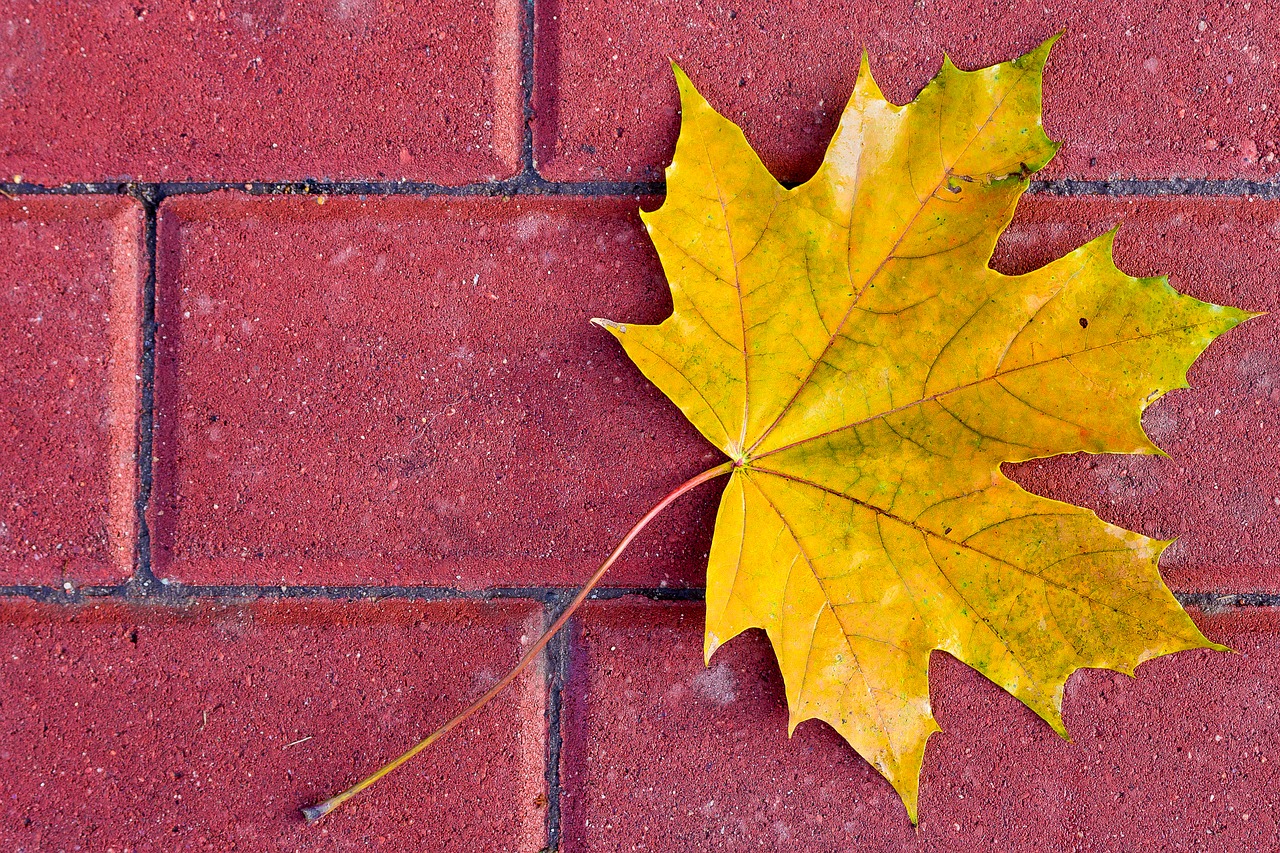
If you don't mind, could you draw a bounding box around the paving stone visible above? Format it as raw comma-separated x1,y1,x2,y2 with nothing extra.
559,600,1280,850
0,197,143,586
535,0,1280,183
1,1,524,184
0,599,549,850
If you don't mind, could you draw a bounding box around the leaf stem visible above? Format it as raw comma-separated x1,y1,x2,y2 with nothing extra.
301,460,736,823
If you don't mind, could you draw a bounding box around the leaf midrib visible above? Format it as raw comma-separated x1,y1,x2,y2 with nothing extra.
742,62,1041,460
747,318,1221,464
745,465,1201,640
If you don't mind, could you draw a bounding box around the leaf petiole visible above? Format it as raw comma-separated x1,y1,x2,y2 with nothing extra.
301,459,735,822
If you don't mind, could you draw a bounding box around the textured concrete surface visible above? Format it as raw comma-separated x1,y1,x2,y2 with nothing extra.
0,0,524,184
0,197,143,585
561,601,1279,851
0,600,548,851
150,195,717,587
535,0,1280,183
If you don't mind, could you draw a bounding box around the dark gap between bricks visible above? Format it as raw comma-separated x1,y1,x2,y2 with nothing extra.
4,177,1280,200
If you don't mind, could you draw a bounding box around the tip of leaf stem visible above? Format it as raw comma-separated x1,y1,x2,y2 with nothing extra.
301,801,335,823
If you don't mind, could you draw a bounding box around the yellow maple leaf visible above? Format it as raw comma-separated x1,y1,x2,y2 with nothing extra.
593,38,1256,820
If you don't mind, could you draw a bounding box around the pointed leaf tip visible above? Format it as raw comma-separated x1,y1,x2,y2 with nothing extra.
590,317,624,333
1095,224,1121,257
895,784,921,825
669,60,702,101
854,49,886,102
1018,31,1061,70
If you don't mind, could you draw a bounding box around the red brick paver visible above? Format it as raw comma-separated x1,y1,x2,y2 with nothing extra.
535,0,1280,183
0,197,143,586
151,194,718,588
0,599,548,850
0,1,524,185
560,601,1279,851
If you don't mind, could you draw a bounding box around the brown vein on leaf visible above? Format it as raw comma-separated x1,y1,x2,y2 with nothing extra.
636,236,741,354
700,134,753,451
918,532,1053,709
872,514,930,642
957,511,1087,546
800,244,832,336
747,466,1201,640
858,292,940,316
1037,583,1086,662
908,487,986,523
752,319,1222,463
624,334,735,446
746,475,893,748
736,193,783,266
892,226,990,261
1030,547,1136,579
992,252,1094,374
823,615,914,655
992,378,1089,433
931,398,1040,452
647,220,740,291
680,301,741,353
745,62,1040,457
921,275,1039,395
793,599,830,720
1061,354,1098,388
878,416,939,458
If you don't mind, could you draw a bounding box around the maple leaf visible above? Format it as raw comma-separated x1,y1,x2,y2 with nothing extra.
592,38,1255,820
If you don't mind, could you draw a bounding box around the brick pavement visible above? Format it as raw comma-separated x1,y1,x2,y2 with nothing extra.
2,4,1277,849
